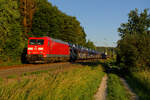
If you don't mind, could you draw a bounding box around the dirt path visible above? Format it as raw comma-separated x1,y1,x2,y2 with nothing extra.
0,62,77,78
120,78,139,100
94,75,107,100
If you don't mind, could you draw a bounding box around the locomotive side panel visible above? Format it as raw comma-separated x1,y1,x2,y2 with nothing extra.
50,39,70,57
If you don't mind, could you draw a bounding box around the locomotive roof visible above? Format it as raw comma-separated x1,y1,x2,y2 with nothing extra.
51,38,68,45
29,37,68,45
29,37,50,39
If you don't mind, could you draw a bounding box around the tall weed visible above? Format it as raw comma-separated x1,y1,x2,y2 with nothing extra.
0,65,104,100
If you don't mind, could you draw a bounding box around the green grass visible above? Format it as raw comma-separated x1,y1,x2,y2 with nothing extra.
21,70,49,76
0,64,104,100
0,60,22,67
7,75,17,79
21,68,57,76
125,71,150,100
0,77,3,82
107,74,131,100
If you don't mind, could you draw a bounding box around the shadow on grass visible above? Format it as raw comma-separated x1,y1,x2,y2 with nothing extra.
73,59,121,73
98,60,122,76
125,73,150,100
76,60,101,67
21,48,28,64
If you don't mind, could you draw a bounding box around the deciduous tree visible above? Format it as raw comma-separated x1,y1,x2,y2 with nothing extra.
117,8,150,70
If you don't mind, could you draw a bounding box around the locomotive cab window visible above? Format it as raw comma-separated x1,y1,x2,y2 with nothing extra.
37,39,44,45
29,39,44,45
29,39,36,45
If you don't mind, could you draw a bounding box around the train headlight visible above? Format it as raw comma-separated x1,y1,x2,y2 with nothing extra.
38,47,44,50
28,47,33,50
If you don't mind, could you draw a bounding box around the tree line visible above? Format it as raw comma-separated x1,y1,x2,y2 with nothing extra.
0,0,96,63
116,8,150,71
96,47,115,57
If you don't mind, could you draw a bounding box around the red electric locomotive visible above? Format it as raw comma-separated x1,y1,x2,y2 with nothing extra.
27,37,70,63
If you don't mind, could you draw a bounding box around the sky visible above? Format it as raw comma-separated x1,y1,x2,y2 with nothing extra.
48,0,149,47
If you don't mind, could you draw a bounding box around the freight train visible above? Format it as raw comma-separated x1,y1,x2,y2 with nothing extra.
27,37,101,63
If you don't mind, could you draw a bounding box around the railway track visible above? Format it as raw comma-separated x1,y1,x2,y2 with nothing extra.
0,62,65,71
0,62,72,78
0,59,100,70
0,59,100,78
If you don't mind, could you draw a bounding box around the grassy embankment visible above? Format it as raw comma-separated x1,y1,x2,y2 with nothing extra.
100,58,150,100
105,58,150,100
0,63,104,100
125,70,150,100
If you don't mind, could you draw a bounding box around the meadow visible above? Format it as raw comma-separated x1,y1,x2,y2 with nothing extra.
0,63,104,100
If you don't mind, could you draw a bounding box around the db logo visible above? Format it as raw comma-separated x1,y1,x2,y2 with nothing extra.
34,46,37,50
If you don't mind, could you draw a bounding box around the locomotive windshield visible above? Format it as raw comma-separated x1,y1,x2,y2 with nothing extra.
37,40,44,45
29,39,44,45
